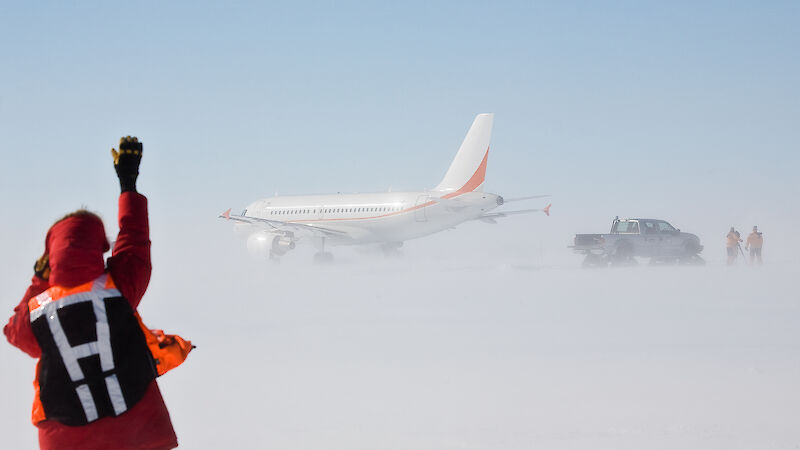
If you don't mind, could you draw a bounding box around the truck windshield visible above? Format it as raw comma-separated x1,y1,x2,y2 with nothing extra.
612,221,639,233
656,221,677,232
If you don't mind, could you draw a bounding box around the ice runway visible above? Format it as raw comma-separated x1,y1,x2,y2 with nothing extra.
154,256,800,449
3,250,798,449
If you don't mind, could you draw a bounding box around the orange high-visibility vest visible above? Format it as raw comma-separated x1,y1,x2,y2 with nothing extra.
27,274,193,426
28,275,156,425
746,232,764,249
726,232,740,248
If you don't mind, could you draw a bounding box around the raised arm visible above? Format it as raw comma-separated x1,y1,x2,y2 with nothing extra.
107,192,151,309
106,136,151,309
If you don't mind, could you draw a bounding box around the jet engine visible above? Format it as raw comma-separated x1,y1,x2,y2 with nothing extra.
247,232,296,258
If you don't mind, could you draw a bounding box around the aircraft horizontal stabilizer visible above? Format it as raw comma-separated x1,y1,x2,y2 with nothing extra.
476,204,552,221
503,194,551,203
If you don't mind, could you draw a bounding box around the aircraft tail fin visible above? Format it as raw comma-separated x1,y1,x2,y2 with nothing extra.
434,113,493,195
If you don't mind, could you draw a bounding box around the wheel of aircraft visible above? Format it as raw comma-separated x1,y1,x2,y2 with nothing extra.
313,252,334,264
381,242,404,259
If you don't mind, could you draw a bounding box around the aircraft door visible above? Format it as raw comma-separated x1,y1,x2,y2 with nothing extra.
318,206,325,220
414,195,430,222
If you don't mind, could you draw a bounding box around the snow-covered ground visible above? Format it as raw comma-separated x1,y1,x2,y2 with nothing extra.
3,225,799,449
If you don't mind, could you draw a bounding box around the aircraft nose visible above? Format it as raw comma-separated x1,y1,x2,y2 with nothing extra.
496,195,504,206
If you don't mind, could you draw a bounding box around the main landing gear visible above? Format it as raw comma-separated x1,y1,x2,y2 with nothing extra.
314,237,334,264
381,242,404,259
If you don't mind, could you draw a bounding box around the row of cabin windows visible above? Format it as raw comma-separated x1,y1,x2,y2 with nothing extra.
269,206,401,215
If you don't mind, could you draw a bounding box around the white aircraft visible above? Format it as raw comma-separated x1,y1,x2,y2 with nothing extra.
220,113,550,262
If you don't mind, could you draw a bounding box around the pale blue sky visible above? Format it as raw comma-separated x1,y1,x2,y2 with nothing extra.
1,1,798,264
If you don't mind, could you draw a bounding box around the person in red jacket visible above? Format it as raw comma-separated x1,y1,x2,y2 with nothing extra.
4,137,179,450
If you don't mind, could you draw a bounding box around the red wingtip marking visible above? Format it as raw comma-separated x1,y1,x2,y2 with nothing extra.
543,204,551,216
223,208,231,219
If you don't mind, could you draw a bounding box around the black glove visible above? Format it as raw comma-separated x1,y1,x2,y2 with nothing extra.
34,254,50,280
111,136,143,193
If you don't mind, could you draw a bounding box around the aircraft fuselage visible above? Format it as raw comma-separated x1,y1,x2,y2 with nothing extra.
243,190,502,245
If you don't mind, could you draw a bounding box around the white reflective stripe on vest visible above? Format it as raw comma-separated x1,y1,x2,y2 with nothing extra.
30,274,128,420
75,384,98,422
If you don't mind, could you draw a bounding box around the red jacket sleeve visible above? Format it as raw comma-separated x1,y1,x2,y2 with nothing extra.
107,192,151,310
4,276,49,358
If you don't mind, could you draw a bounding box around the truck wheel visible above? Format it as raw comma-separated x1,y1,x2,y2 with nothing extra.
650,257,677,266
610,243,636,266
679,253,705,265
679,243,705,265
582,254,607,268
610,255,637,266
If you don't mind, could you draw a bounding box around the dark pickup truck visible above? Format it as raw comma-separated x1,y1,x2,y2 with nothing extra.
572,217,704,267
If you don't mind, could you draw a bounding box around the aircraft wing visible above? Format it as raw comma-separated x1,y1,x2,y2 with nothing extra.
218,209,349,238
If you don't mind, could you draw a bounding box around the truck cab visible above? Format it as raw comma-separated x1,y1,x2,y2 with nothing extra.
612,218,678,234
612,218,686,257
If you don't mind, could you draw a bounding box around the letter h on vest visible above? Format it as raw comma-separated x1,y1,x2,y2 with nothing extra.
28,275,155,425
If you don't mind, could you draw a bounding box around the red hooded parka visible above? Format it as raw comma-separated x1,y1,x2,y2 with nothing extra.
4,192,178,450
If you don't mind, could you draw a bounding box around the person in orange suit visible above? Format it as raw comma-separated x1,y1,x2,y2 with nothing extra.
745,225,764,265
726,227,742,265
